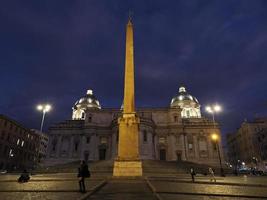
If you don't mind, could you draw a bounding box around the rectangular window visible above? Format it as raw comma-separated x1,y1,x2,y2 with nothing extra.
143,131,147,142
159,137,166,144
213,142,217,150
86,137,91,144
100,137,107,144
74,143,79,151
188,143,193,150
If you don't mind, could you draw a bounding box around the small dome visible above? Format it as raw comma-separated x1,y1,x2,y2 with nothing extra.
170,86,201,118
170,86,199,107
73,89,101,110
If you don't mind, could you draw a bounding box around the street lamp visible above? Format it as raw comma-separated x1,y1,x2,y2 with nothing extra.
205,104,222,127
211,133,225,177
36,104,51,132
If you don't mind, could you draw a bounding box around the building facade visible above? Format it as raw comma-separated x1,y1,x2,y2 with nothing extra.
31,129,49,163
226,118,267,169
0,115,40,171
46,87,224,167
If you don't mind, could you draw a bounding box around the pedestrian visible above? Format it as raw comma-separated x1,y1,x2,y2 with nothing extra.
77,160,90,193
208,167,216,182
18,169,30,183
190,167,196,182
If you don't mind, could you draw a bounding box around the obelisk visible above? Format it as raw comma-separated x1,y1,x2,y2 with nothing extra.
113,18,142,176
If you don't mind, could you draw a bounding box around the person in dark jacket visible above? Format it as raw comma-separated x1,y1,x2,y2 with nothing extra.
18,169,30,183
77,160,90,193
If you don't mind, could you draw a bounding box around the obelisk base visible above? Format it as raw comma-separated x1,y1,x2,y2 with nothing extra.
113,160,143,177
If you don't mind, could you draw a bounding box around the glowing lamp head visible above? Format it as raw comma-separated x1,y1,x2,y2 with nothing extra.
37,105,43,111
214,104,222,112
205,106,213,113
44,104,51,112
211,133,218,141
37,104,52,112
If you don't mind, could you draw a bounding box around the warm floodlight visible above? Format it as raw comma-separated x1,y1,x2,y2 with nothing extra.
211,133,218,141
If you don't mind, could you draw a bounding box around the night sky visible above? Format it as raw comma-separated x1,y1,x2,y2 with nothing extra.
1,0,267,141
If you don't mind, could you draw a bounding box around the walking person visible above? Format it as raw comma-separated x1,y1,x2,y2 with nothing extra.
77,160,90,193
190,167,196,182
208,167,216,182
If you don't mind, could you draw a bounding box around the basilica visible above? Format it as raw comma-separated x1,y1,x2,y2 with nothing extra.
46,86,223,166
46,19,223,167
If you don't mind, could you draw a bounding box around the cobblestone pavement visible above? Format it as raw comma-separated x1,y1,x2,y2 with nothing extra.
0,192,82,200
147,176,267,200
88,179,157,200
1,174,267,200
159,194,265,200
0,174,105,200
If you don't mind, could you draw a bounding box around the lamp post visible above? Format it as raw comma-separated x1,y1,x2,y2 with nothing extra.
37,104,51,132
205,104,222,128
211,133,225,176
206,104,224,176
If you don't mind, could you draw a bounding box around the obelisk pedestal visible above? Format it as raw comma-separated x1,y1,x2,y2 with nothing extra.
113,18,142,177
113,114,142,176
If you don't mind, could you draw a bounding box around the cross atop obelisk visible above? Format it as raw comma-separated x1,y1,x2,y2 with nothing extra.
113,17,142,177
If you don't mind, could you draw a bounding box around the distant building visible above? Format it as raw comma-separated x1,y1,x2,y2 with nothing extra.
31,129,49,163
0,115,40,171
46,87,224,167
226,118,267,168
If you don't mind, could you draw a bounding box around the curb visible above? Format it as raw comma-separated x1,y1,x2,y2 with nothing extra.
76,179,107,200
148,178,267,188
157,191,267,199
0,190,87,192
145,178,163,200
0,178,104,182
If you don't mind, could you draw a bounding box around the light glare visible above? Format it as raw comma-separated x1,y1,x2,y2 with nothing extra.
37,105,43,111
205,106,213,113
211,133,218,141
214,104,222,112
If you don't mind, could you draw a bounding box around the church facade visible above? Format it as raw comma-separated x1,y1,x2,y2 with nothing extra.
46,87,224,166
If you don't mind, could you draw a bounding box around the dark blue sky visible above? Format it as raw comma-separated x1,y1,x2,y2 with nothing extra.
1,0,267,140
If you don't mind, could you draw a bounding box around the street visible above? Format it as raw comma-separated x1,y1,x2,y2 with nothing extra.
0,173,267,200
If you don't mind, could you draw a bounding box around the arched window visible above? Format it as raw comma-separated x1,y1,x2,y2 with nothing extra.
52,139,57,151
74,142,79,151
81,112,85,119
88,115,92,123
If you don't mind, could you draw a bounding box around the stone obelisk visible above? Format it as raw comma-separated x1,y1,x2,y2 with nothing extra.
113,18,142,176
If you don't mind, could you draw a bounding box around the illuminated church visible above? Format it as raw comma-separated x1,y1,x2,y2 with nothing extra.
47,86,223,166
46,19,223,167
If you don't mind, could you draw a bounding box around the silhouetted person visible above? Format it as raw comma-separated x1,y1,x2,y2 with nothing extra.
77,160,90,193
190,167,196,182
18,169,30,183
208,167,216,182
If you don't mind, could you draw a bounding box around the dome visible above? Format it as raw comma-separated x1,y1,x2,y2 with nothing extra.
73,89,101,110
170,86,199,106
72,89,101,120
170,86,201,118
